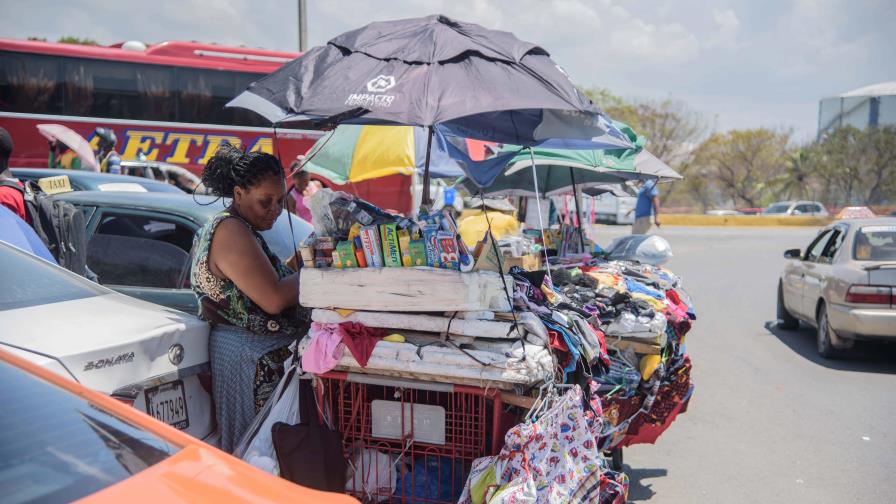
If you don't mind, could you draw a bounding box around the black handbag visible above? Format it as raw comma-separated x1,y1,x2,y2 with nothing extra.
271,378,347,492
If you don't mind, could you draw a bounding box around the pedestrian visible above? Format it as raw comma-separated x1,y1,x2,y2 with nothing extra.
632,179,660,234
95,127,122,174
286,159,313,223
0,127,31,224
190,143,309,453
49,140,81,170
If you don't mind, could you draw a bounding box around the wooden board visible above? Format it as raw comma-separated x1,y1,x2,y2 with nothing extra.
300,267,512,312
311,309,520,339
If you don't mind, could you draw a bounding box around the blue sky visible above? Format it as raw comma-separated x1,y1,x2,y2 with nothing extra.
2,0,894,141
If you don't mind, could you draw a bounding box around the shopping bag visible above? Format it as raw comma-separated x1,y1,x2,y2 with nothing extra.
233,363,301,474
272,378,348,492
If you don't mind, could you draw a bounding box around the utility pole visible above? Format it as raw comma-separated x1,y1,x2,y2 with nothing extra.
297,0,308,52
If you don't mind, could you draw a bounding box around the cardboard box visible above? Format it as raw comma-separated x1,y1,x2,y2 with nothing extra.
501,254,541,273
379,223,402,267
360,225,384,267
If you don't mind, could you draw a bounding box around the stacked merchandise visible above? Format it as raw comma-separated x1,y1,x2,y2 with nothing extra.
550,259,696,457
293,191,631,503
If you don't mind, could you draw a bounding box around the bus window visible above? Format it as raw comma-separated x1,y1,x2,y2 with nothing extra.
63,58,175,121
0,51,63,114
177,68,268,127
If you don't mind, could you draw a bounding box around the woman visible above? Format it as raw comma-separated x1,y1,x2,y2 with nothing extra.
191,144,308,452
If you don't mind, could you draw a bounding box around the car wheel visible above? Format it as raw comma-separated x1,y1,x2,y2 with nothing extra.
777,282,799,330
816,302,839,359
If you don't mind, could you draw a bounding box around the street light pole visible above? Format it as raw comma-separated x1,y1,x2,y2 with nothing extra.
297,0,308,52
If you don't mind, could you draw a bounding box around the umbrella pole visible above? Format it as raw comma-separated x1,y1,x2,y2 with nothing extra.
422,126,434,208
529,148,551,277
568,167,586,253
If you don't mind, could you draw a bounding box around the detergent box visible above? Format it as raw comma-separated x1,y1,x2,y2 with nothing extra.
332,241,358,269
379,223,402,267
408,240,428,267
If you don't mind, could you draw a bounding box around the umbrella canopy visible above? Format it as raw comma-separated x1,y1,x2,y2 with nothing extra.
301,125,465,184
582,184,634,198
461,162,631,198
36,124,99,171
0,205,56,263
632,150,683,180
227,15,630,150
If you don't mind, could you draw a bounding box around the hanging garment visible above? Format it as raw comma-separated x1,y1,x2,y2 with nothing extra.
301,322,345,374
459,385,627,504
338,322,387,367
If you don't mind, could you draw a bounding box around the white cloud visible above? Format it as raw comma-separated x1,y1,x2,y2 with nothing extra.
712,8,740,33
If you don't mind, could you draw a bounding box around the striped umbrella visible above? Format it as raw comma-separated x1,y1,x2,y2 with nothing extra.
300,124,465,183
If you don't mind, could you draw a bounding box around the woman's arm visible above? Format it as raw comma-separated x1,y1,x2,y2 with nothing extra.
208,218,299,315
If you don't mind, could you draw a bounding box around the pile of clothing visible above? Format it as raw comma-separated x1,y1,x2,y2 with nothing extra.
549,260,696,451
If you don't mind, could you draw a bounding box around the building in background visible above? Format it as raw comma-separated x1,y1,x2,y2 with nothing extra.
818,81,896,138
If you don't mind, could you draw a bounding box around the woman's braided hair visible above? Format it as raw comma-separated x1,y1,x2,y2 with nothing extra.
201,142,284,198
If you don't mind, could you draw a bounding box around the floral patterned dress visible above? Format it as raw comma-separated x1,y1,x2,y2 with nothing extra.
191,211,310,415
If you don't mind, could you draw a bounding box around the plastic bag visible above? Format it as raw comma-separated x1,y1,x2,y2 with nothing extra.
232,364,302,474
345,447,396,501
606,235,673,265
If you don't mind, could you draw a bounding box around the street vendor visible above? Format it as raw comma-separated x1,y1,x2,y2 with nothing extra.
190,143,309,452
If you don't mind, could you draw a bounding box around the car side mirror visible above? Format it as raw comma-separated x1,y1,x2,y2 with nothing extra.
784,248,801,259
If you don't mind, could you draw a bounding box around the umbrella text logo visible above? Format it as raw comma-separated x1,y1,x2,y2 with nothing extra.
367,75,396,93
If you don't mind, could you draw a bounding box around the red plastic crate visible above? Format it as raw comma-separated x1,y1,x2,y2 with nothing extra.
316,371,503,503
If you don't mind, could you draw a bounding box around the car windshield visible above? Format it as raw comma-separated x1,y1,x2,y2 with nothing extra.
261,211,314,261
764,203,791,214
854,225,896,261
0,243,107,311
0,359,179,504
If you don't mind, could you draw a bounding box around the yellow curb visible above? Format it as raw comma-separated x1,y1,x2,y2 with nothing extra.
657,214,832,227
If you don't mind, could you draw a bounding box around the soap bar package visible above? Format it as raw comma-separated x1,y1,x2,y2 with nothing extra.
333,241,357,268
408,240,428,267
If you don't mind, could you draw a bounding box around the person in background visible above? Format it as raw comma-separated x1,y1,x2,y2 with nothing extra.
95,127,122,174
286,159,313,223
632,179,660,234
190,143,308,453
458,197,520,248
49,140,81,170
0,127,31,224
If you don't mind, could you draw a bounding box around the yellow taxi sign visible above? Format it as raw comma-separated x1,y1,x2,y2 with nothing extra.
37,175,73,195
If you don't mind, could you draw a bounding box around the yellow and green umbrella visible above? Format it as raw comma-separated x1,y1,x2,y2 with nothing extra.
301,125,465,183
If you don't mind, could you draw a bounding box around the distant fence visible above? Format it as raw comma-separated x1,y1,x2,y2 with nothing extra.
659,215,832,227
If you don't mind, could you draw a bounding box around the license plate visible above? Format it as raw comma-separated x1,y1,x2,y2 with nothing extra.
144,380,189,430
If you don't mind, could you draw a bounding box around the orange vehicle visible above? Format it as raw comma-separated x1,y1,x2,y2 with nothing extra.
0,348,357,504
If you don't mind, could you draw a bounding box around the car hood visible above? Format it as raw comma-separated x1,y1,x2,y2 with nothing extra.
0,292,210,393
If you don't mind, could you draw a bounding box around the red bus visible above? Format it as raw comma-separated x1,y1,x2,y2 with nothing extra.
0,38,414,213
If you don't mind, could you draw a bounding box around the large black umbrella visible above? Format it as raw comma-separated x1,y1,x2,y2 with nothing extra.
227,15,631,203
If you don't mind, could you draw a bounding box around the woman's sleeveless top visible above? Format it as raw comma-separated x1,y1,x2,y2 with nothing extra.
191,210,308,337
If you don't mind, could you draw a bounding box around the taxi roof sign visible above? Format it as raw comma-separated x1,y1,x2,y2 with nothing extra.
37,175,73,195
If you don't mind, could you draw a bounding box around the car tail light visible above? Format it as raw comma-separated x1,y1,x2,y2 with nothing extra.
845,285,894,305
111,394,136,407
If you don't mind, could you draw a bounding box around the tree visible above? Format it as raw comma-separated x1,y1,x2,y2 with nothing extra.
692,129,791,208
57,36,100,46
810,125,896,206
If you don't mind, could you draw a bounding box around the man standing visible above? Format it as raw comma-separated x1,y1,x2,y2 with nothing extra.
632,179,660,234
0,127,31,224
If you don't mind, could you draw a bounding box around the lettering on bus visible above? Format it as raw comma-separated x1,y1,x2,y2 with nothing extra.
86,129,276,168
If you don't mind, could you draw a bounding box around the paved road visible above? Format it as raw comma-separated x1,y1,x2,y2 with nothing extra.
592,225,896,503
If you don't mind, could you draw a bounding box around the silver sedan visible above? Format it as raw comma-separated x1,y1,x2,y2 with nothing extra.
777,218,896,357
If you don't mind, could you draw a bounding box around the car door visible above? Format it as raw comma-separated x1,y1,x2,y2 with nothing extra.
85,208,200,314
800,229,835,319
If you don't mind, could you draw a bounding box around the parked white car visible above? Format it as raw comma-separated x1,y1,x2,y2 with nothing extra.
0,241,214,441
777,218,896,357
763,200,829,216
